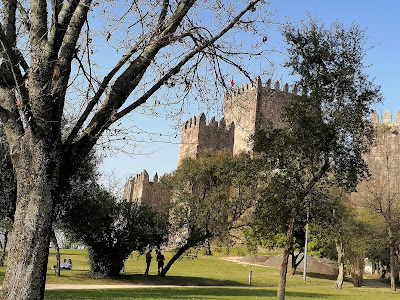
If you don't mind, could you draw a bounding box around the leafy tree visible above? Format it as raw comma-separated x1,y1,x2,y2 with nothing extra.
51,150,101,276
59,180,165,277
160,150,257,276
246,227,306,275
253,20,381,300
311,190,370,289
0,0,274,297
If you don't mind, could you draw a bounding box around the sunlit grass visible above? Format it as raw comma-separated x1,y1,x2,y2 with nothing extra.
0,248,396,299
44,286,400,300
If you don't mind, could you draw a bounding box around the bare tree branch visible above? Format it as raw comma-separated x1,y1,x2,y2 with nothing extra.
70,0,261,157
113,0,261,121
30,0,48,51
46,0,80,61
0,25,30,118
64,33,148,146
49,0,92,124
73,51,98,92
156,0,169,31
16,1,31,31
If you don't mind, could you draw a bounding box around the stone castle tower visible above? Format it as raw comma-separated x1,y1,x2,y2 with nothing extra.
123,170,166,211
124,76,295,207
177,77,294,164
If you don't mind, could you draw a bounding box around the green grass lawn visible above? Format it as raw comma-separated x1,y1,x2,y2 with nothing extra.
0,248,397,299
44,286,400,300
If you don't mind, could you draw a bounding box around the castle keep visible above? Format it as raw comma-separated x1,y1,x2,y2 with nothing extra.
123,77,399,211
177,77,293,165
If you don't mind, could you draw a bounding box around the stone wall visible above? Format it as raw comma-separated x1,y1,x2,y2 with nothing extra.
177,113,235,165
350,111,400,208
123,170,166,212
223,77,261,154
223,76,294,154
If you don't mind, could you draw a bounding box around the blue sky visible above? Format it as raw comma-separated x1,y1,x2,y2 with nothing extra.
99,0,400,191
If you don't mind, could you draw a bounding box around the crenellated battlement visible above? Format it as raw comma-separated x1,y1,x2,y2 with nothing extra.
224,76,294,154
178,113,235,165
123,169,165,211
181,113,234,133
371,110,400,126
227,76,298,97
131,170,150,184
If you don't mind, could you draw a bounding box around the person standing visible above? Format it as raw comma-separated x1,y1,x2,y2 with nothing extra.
144,250,152,275
156,250,165,275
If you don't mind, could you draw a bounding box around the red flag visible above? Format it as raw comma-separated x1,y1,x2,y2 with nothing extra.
230,79,234,86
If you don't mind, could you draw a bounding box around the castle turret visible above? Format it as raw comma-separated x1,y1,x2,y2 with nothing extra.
224,77,293,154
123,170,166,212
177,113,235,165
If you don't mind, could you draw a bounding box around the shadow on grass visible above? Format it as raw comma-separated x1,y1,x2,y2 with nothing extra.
106,274,245,287
297,271,338,281
45,287,334,300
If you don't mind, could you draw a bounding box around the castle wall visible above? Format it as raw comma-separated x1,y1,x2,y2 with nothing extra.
256,81,293,130
177,113,234,165
224,78,261,154
224,77,294,154
178,116,201,166
350,111,400,208
123,171,148,203
123,171,166,212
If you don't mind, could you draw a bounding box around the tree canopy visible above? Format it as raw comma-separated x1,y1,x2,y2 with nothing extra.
160,150,258,276
253,20,381,300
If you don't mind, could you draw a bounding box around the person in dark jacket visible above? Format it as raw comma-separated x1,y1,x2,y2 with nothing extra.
156,250,165,275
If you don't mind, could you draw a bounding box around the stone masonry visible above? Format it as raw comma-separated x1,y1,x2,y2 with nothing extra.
123,170,166,212
350,110,400,207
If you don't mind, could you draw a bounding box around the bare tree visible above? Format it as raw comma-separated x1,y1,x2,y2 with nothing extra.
0,0,275,298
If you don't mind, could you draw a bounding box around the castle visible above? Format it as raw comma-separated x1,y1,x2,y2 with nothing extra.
123,76,294,205
123,77,400,210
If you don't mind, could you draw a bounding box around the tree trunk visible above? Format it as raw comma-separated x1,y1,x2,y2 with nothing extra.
395,244,400,285
290,251,304,275
290,252,296,275
51,230,61,276
0,230,8,267
160,243,191,277
277,209,296,300
1,134,60,300
379,260,385,278
334,239,345,289
389,227,396,291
